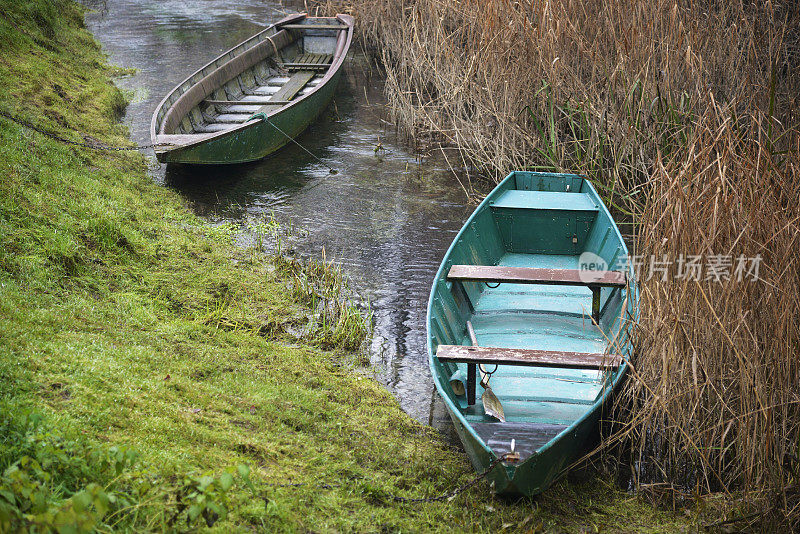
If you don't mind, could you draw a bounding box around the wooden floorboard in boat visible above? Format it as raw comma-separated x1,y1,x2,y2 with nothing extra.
213,113,251,123
214,104,260,113
471,422,567,461
253,85,281,92
268,70,316,102
195,123,233,133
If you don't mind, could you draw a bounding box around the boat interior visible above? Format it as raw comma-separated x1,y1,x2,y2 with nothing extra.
153,16,350,138
431,172,634,462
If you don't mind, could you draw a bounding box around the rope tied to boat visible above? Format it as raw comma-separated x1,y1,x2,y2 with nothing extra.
388,452,516,504
265,34,285,70
0,109,175,151
248,111,338,174
259,452,516,505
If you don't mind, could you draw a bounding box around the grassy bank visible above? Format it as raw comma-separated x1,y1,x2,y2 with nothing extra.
0,0,692,531
327,0,800,528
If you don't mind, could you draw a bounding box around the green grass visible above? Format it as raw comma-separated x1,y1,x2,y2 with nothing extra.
0,1,693,531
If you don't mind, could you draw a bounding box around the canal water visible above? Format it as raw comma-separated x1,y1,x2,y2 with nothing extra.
82,0,473,430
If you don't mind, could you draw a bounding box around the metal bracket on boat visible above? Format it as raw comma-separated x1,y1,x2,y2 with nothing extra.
503,439,521,464
589,284,602,324
467,321,506,422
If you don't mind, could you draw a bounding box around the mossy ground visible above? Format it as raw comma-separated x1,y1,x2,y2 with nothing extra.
0,1,693,531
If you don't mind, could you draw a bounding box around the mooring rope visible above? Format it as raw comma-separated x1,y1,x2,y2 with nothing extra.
1,108,337,174
0,109,174,151
389,453,513,503
248,111,337,174
262,453,514,504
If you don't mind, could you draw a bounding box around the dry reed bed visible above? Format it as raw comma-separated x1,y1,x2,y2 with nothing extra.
321,0,800,525
621,109,800,526
340,1,796,193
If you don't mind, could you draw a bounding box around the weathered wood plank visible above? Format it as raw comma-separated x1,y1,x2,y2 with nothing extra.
447,265,626,287
472,422,567,461
195,124,233,133
281,24,348,30
267,70,315,103
249,87,280,95
213,113,252,124
283,63,330,70
436,345,622,369
206,99,293,105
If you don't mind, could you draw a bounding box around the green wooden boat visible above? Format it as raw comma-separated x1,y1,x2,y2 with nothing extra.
427,171,638,496
150,13,354,165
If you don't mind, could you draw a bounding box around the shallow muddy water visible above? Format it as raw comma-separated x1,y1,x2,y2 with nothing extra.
83,0,473,429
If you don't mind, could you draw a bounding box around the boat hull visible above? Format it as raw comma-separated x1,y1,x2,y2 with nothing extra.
154,67,341,165
426,171,638,497
150,13,353,165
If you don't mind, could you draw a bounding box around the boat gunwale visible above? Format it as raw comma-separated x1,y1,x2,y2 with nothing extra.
425,171,639,488
149,12,354,154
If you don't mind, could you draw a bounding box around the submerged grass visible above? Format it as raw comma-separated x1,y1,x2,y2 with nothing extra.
324,0,800,528
0,0,691,531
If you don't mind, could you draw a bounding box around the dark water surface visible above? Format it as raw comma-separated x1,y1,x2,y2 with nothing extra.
83,0,472,428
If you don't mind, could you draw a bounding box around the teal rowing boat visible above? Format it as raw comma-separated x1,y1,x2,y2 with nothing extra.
427,171,638,496
150,13,354,165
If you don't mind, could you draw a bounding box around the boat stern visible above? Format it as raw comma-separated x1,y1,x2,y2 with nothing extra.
447,410,582,498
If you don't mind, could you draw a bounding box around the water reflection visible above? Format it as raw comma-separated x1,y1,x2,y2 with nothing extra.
84,0,470,431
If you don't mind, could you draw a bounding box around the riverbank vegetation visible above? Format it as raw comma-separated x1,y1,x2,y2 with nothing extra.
0,0,690,531
327,0,800,528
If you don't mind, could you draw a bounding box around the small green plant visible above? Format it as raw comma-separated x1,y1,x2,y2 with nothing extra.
0,410,249,531
168,465,253,528
278,252,373,352
246,212,281,252
202,221,240,245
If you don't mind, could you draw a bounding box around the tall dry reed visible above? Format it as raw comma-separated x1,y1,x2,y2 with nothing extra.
320,0,800,525
620,108,800,527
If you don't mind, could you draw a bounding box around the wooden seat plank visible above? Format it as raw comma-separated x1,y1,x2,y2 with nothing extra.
491,190,599,212
436,345,622,370
447,265,625,287
281,24,348,30
447,264,626,322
